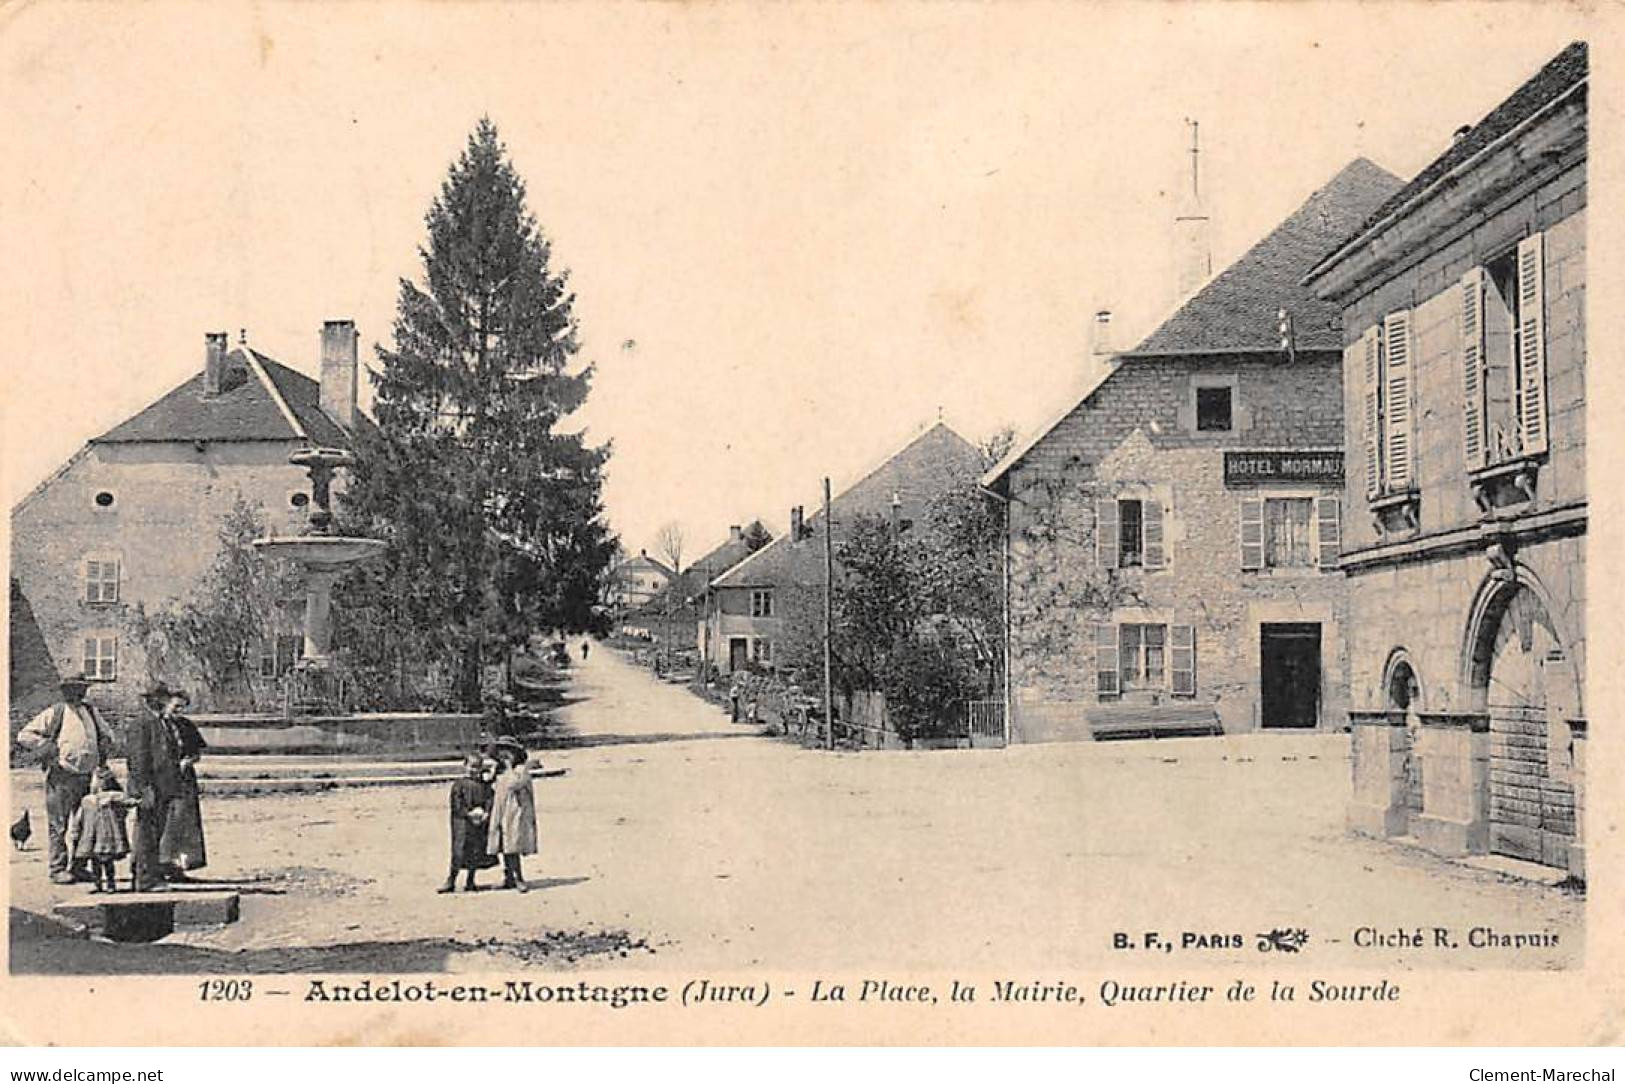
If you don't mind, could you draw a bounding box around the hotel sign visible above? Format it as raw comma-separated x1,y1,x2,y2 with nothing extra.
1224,450,1344,486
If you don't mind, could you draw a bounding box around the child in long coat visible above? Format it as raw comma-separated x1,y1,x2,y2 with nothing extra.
69,768,134,893
486,742,538,892
439,753,498,893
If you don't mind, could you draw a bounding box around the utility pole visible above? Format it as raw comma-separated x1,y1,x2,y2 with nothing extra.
823,476,834,751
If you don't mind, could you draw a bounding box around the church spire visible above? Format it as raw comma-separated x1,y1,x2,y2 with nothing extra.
1172,118,1213,301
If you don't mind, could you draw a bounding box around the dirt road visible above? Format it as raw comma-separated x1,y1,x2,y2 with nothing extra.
9,646,1583,973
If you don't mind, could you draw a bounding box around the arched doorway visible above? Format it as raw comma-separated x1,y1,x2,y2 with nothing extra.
1467,576,1579,868
1384,654,1423,827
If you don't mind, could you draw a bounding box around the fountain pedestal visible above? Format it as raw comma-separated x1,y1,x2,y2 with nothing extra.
252,447,383,715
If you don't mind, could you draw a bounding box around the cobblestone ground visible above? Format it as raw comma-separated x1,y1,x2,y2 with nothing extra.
8,646,1582,973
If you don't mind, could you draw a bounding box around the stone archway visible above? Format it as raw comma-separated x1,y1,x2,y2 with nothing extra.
1465,574,1579,868
1382,652,1423,826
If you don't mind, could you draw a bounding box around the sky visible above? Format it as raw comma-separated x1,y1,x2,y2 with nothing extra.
0,2,1598,562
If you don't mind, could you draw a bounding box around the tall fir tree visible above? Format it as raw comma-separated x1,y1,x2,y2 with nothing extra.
339,119,617,709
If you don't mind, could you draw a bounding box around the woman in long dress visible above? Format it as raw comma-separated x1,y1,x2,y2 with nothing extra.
486,741,538,892
157,691,207,880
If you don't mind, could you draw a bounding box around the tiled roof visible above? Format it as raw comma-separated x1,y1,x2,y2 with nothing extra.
94,347,356,448
711,423,984,590
1351,42,1586,243
1126,158,1404,356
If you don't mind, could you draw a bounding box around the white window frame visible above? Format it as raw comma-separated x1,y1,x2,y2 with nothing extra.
82,633,118,681
1096,488,1170,572
1118,622,1168,691
1239,489,1340,573
83,555,121,604
751,638,774,665
750,589,775,618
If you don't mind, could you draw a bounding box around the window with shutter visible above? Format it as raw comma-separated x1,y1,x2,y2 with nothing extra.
1315,497,1341,569
1170,625,1195,697
1360,325,1383,499
1095,499,1119,570
1142,500,1165,569
1239,497,1264,570
1095,623,1120,696
1516,233,1548,456
1383,310,1413,490
1461,268,1488,469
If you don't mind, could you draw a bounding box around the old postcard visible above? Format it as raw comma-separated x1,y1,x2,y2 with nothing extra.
2,0,1620,1047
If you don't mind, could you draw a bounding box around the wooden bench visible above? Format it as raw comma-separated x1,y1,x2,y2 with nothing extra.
1088,704,1223,742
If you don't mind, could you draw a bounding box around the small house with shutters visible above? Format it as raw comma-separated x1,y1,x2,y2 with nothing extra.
982,158,1404,743
9,323,366,722
1306,43,1587,877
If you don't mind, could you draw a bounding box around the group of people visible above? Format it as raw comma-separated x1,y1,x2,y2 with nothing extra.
17,676,208,893
442,737,538,894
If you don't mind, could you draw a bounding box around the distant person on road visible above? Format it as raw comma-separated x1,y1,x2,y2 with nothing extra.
439,753,497,894
16,675,120,886
487,739,538,892
581,640,590,662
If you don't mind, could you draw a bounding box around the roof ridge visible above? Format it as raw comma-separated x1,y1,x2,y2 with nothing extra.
242,346,308,444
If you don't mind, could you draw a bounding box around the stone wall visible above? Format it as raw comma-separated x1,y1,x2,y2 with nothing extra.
10,439,310,721
1005,353,1349,742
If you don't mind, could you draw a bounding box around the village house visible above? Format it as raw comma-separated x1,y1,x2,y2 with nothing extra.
616,522,771,656
606,551,674,626
982,158,1403,743
704,422,983,676
9,322,365,722
1307,43,1587,877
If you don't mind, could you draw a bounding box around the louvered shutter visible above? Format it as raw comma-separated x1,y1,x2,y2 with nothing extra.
108,637,118,681
82,637,95,679
1095,623,1120,696
1096,499,1119,569
81,559,93,603
1460,268,1488,469
1239,497,1264,570
1142,500,1165,569
1170,625,1195,697
1359,325,1383,499
1315,496,1341,569
1383,310,1413,489
1517,233,1548,455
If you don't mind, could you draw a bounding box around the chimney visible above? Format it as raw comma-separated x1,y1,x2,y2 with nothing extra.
203,331,228,397
319,319,358,430
729,524,743,542
1172,119,1214,303
790,507,804,541
1091,310,1114,359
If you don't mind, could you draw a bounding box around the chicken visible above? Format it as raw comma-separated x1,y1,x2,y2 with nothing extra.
10,810,31,850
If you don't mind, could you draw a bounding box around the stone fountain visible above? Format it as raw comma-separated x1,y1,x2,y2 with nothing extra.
253,446,384,714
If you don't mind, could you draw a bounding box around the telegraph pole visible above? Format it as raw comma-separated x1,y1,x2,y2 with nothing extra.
823,476,835,751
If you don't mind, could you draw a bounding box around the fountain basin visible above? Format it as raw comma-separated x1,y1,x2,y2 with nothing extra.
252,536,386,569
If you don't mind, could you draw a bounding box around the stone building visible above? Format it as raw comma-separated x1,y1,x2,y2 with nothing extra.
982,159,1403,743
1307,43,1587,876
606,551,674,618
704,422,983,676
9,323,364,721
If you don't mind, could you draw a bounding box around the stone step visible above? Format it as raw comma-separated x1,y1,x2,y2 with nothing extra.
53,890,240,942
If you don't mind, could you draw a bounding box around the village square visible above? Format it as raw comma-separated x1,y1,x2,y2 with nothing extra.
4,17,1589,977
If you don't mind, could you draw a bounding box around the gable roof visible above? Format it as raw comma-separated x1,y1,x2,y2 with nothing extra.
983,159,1403,492
711,422,983,590
1311,42,1587,282
94,345,356,448
1125,158,1404,358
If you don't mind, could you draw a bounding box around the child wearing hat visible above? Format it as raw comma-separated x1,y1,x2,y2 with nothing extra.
486,740,538,892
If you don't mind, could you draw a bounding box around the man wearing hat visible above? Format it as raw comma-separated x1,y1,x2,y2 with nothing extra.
15,675,120,885
125,682,188,892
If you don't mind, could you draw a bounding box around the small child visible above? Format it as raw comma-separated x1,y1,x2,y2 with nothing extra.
439,753,498,893
70,767,133,893
486,741,538,892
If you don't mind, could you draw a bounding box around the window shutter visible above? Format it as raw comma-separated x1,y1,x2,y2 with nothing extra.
1359,325,1383,499
1096,499,1119,570
82,637,95,678
1383,310,1413,489
1460,267,1488,470
1095,623,1120,696
1239,497,1264,570
1142,500,1165,569
108,637,118,681
1517,232,1548,456
1170,625,1195,697
81,559,93,603
1315,496,1341,569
